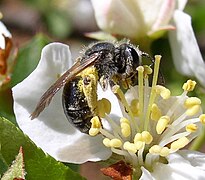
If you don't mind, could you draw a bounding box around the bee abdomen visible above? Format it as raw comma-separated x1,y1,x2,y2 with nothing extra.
62,76,93,133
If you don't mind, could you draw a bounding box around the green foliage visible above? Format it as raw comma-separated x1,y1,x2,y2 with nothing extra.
11,34,50,87
0,117,85,180
1,147,25,180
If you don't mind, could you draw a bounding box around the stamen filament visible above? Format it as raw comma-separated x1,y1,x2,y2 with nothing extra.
144,55,161,131
137,66,144,131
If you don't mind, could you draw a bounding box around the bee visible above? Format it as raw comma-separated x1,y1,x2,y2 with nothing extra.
30,41,155,133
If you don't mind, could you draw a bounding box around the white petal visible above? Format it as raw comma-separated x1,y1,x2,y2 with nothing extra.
151,152,205,179
168,10,205,86
140,167,154,180
12,43,111,163
90,0,147,38
178,150,205,171
0,21,11,49
176,0,187,10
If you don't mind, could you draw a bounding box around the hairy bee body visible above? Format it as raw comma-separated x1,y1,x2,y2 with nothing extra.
62,76,93,133
31,41,159,134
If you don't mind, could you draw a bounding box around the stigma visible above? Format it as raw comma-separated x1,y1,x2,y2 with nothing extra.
89,55,204,172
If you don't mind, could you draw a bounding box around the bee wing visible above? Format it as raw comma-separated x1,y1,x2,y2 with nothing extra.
30,53,100,119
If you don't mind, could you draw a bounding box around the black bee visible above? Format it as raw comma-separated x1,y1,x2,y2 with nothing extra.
30,41,153,133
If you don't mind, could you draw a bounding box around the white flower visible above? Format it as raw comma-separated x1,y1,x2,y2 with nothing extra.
168,10,205,87
90,0,178,39
90,0,205,87
13,43,205,179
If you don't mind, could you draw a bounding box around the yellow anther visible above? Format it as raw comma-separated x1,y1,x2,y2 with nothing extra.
123,142,138,153
97,98,111,118
136,66,144,73
90,116,101,128
199,114,205,124
103,138,111,147
160,147,170,157
155,85,171,99
120,118,131,137
184,97,201,108
149,145,161,154
89,128,100,136
170,137,189,150
110,139,122,148
120,117,130,124
185,105,201,116
135,141,144,150
186,124,198,133
89,116,101,136
141,131,153,144
182,80,196,92
151,103,162,121
143,65,153,75
130,99,139,116
156,116,170,134
134,133,142,143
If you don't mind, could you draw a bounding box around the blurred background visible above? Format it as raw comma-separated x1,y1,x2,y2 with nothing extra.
0,0,205,179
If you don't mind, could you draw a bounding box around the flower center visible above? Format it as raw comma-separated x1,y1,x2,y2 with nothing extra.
89,55,205,173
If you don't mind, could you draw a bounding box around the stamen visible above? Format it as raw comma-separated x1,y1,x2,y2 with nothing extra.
149,145,161,154
123,142,138,153
155,85,171,99
182,80,196,92
156,116,170,134
199,114,205,124
144,55,161,130
170,137,189,151
112,85,140,133
186,124,198,133
120,117,131,137
103,137,122,148
137,66,144,129
160,147,170,157
151,103,161,121
130,99,139,117
89,116,101,136
134,131,153,144
97,98,111,118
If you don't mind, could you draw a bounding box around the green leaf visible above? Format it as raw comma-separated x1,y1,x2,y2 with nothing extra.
44,10,72,39
0,117,85,180
11,34,50,87
1,147,25,180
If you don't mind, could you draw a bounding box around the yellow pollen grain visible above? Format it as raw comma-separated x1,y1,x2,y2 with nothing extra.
130,99,139,117
149,145,161,154
160,147,170,157
199,114,205,124
110,139,122,148
186,124,198,133
123,142,137,153
155,85,171,99
170,137,189,150
97,98,111,118
141,131,153,144
151,103,161,121
103,138,111,147
156,116,170,134
182,80,196,92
